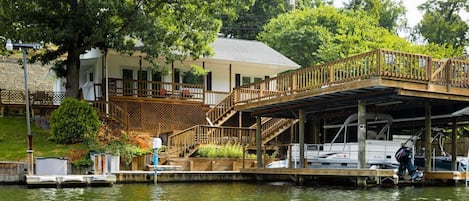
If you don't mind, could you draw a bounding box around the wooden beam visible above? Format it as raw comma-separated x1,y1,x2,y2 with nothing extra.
246,88,397,117
425,102,432,172
398,89,469,102
313,113,319,144
357,100,366,169
256,116,262,168
452,117,457,171
299,109,305,168
235,79,384,112
240,168,396,177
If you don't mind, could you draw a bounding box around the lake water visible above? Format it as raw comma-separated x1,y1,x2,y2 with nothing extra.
1,182,469,201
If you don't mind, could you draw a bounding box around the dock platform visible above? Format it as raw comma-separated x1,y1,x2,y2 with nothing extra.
26,175,116,188
240,168,398,186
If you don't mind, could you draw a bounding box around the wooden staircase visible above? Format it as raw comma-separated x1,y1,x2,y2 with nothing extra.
165,92,299,158
90,101,129,137
166,125,257,158
205,91,237,126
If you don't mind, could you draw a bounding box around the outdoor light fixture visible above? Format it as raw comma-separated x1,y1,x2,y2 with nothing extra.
5,39,41,176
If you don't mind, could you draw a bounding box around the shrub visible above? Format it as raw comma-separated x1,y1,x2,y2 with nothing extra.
197,144,244,158
49,98,100,144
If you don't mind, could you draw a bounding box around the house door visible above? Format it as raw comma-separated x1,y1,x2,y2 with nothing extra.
152,72,162,97
174,68,180,90
206,72,212,91
235,73,241,87
138,70,148,97
122,69,133,96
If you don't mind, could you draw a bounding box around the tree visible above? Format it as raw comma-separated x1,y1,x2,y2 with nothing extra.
219,0,334,40
0,0,253,99
344,0,407,33
221,0,288,40
258,6,459,67
416,0,469,50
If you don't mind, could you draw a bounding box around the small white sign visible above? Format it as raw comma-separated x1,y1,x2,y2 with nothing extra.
153,138,162,149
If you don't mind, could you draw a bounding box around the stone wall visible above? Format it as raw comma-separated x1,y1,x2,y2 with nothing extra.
0,57,55,91
0,162,27,184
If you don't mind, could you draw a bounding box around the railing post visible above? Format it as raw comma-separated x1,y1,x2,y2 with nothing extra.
426,57,432,83
446,60,452,92
233,89,239,104
202,87,205,104
329,65,334,84
376,49,381,76
291,72,296,93
259,83,264,99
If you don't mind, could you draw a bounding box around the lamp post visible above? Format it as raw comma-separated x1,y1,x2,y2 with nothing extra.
5,39,41,176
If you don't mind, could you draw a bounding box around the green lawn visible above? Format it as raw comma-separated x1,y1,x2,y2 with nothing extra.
0,116,84,161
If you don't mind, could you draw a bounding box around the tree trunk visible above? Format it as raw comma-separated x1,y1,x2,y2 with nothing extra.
65,50,81,99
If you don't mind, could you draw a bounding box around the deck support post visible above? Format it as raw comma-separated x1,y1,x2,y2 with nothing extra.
357,100,366,169
425,102,432,172
299,109,305,168
256,116,263,168
313,114,319,144
451,117,457,171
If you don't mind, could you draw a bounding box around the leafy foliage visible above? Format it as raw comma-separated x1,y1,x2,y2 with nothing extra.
91,132,151,164
182,65,206,84
258,6,460,68
344,0,407,33
220,0,288,39
49,98,100,144
416,0,469,49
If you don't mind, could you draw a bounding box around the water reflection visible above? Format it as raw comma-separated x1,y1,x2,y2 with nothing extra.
2,183,469,201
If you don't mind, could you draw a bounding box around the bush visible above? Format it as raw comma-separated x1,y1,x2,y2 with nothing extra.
49,98,100,144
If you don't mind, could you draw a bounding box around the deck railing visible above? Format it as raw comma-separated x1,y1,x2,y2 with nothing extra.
167,125,256,157
204,91,229,106
107,78,204,102
0,89,65,105
235,49,469,104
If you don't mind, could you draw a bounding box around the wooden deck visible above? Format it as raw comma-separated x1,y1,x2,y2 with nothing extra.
231,49,469,119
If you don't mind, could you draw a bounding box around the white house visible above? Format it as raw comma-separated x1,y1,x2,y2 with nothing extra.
75,37,300,105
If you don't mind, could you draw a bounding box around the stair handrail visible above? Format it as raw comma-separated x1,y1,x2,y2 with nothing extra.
167,125,257,157
90,101,129,131
205,91,235,126
167,125,199,157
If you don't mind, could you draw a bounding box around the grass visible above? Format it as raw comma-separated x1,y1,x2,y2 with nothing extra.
0,116,85,161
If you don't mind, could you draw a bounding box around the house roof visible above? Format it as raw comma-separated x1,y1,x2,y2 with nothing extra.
210,38,300,68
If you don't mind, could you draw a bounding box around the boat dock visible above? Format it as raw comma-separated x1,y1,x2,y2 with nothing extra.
18,169,469,187
26,175,116,188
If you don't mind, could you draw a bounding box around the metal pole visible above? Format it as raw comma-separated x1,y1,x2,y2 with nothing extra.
23,49,33,175
153,148,158,184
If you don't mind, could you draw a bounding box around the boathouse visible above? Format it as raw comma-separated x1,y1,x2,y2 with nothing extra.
232,49,469,184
